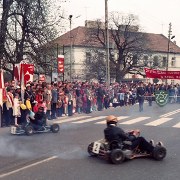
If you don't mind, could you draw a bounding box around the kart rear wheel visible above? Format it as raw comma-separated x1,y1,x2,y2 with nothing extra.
25,125,34,136
110,149,125,164
51,124,60,133
153,146,166,161
87,143,97,157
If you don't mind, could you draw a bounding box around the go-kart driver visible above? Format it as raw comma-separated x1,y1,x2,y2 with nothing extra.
30,106,47,131
104,115,155,154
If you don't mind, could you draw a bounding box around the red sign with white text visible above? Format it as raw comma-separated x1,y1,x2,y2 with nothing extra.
57,55,64,73
144,68,180,79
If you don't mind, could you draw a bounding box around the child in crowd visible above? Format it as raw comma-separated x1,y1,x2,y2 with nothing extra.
13,93,21,126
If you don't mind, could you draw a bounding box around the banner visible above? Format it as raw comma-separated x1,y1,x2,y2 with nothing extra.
144,68,180,79
57,55,64,73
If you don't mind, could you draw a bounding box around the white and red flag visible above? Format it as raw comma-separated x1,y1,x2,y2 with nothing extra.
14,63,34,86
20,63,34,85
57,55,64,73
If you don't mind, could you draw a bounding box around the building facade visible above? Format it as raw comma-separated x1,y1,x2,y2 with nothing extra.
49,21,180,84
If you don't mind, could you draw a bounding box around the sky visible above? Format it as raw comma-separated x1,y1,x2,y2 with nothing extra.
60,0,180,46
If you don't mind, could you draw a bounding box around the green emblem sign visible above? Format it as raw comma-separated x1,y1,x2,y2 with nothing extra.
155,90,169,107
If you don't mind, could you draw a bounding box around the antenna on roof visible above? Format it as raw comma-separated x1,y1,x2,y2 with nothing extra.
84,6,90,21
161,23,164,35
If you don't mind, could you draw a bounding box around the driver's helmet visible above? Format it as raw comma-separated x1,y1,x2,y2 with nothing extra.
106,115,118,126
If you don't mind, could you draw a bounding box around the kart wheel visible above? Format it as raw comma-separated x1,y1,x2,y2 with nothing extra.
51,124,60,133
87,143,97,157
25,125,34,136
153,146,166,161
110,149,125,164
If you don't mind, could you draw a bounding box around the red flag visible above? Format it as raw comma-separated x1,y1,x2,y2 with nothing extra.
20,64,34,85
57,55,64,73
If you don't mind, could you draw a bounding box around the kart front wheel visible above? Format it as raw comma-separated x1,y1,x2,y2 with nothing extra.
87,143,97,157
25,125,34,136
153,146,166,161
51,124,60,133
110,149,125,164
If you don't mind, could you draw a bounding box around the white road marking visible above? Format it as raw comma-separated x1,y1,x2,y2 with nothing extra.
53,116,91,123
145,118,172,126
95,116,129,124
0,156,57,178
160,109,180,118
72,116,106,124
173,122,180,128
120,117,150,125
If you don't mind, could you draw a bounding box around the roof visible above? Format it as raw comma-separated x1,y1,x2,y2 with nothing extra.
51,26,180,54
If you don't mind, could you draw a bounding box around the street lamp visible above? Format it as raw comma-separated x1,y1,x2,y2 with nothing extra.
69,15,73,82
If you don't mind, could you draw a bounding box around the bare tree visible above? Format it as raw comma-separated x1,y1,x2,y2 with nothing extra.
0,0,65,76
85,13,150,82
83,48,106,81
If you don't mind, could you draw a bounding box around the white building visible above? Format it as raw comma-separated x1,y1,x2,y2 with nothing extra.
50,21,180,84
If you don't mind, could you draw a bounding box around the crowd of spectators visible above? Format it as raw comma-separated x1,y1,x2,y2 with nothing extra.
1,79,180,127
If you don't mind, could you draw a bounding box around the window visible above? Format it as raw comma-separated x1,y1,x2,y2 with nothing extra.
98,52,105,61
86,52,91,64
153,56,159,66
143,55,148,66
171,57,176,67
162,57,167,67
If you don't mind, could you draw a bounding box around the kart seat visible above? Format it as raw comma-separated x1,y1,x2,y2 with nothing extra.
109,140,123,150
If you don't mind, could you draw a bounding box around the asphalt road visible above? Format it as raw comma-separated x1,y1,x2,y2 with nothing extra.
0,102,180,180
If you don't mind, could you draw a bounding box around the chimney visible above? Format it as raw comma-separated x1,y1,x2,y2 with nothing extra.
85,20,105,29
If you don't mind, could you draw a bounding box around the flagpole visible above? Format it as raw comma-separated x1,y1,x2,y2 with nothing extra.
0,69,3,127
21,64,25,103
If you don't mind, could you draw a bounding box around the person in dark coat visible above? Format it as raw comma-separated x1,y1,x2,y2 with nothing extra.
104,115,155,153
136,82,146,112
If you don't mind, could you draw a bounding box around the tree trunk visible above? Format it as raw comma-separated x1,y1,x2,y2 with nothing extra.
0,0,13,66
116,67,125,83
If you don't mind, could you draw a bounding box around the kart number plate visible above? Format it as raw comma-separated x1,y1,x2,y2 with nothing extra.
92,142,101,154
11,126,17,134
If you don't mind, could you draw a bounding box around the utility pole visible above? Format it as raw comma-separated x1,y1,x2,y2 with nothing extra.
166,23,175,85
105,0,110,85
69,15,73,82
63,45,65,82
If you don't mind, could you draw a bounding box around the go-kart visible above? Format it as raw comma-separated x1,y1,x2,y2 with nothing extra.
87,130,166,164
10,116,60,136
